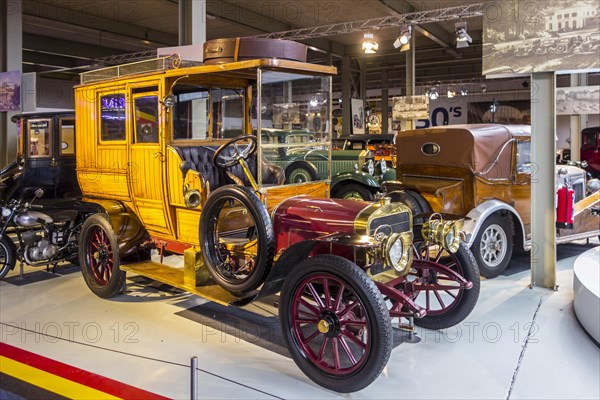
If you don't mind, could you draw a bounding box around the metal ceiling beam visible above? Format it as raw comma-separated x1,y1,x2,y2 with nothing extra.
208,0,343,55
249,3,484,41
381,0,462,58
21,1,177,46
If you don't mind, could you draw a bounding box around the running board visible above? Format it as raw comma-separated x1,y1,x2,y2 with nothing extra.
120,262,256,306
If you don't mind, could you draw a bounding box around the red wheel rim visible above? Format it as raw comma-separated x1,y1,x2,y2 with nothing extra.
86,226,114,286
290,273,370,376
409,243,464,316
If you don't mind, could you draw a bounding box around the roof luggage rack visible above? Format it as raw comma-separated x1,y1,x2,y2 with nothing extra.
80,53,184,84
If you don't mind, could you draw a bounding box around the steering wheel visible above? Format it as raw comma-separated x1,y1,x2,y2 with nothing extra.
212,135,258,168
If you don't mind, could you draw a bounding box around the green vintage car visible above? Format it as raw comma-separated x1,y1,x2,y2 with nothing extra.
262,129,395,200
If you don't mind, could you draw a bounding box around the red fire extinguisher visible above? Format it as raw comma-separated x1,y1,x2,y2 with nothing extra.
556,184,575,229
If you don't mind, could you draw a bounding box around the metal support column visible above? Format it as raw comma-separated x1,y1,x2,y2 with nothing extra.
342,55,351,135
359,59,367,124
530,71,557,290
381,70,389,134
0,0,22,165
404,31,416,131
569,73,587,161
179,0,206,45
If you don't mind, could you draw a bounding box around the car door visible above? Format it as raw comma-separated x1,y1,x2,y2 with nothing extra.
127,84,174,236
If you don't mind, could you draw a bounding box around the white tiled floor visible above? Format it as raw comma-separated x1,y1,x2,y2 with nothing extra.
1,244,599,399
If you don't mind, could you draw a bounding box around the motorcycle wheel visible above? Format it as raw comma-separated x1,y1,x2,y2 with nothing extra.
0,236,16,280
79,214,125,298
279,255,392,393
409,241,480,330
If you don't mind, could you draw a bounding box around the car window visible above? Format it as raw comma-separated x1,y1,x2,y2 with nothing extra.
582,131,598,150
134,95,159,143
59,118,75,156
172,86,245,141
27,119,52,157
516,140,532,174
100,94,126,141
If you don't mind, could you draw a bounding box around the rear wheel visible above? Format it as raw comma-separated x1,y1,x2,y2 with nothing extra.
79,214,125,298
285,161,319,184
0,236,16,280
280,255,392,393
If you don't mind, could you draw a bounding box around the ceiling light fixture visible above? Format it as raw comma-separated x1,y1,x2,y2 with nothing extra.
362,32,379,54
455,21,472,48
460,88,469,96
429,87,439,100
447,87,456,98
393,25,412,52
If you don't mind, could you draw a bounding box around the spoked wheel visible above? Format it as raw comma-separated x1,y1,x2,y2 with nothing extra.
200,185,274,295
0,236,16,280
280,255,392,393
405,241,480,330
79,214,125,298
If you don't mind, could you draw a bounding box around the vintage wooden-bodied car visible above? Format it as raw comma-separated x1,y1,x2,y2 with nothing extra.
1,112,80,201
385,124,600,278
73,40,479,392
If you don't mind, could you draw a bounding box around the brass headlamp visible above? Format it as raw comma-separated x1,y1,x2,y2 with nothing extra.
421,213,464,253
383,231,413,274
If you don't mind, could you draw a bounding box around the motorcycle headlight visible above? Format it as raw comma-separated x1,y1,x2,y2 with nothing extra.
1,207,10,218
362,159,375,175
384,232,413,274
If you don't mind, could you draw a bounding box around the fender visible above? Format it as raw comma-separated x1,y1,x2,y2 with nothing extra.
331,171,380,191
462,200,527,249
78,198,148,256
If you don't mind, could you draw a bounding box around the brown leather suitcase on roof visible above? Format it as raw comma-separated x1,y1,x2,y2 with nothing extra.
203,38,307,65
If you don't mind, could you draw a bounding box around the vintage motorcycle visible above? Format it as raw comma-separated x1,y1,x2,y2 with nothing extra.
0,189,82,279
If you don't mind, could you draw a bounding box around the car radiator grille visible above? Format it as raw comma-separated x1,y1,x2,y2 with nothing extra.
368,212,411,235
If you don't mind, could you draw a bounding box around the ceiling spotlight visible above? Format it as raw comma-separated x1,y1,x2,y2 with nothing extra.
447,88,456,98
393,25,412,52
309,98,319,107
455,21,472,48
481,83,487,93
362,32,379,54
429,87,439,100
460,88,469,96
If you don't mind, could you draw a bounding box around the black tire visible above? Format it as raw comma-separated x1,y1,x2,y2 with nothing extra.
389,190,431,215
199,185,275,295
285,161,319,184
280,255,392,393
471,214,513,278
333,183,374,202
79,214,125,298
0,236,17,280
411,242,480,330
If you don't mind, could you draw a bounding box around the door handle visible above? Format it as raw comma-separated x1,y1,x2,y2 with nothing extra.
50,158,58,167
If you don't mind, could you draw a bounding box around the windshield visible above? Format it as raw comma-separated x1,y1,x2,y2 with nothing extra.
258,70,331,188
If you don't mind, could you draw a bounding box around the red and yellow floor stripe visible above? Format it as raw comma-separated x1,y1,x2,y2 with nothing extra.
0,342,170,399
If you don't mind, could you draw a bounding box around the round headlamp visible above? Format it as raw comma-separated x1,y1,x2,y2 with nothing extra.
378,160,387,174
362,159,375,175
422,214,463,254
384,232,413,273
1,207,11,218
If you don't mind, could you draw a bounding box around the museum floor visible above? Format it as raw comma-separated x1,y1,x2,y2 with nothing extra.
1,241,599,400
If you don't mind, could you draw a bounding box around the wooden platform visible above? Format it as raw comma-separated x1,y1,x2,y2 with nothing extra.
120,262,240,306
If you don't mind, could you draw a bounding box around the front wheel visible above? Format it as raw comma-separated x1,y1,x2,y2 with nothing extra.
333,183,374,202
79,214,125,298
408,241,480,330
285,161,319,184
280,255,392,393
471,214,513,278
0,236,17,280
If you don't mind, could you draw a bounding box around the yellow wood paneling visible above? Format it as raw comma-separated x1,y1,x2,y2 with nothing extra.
176,208,201,245
77,171,130,201
263,182,329,213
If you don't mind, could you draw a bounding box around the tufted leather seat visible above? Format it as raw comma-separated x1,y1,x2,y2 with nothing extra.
173,145,284,190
